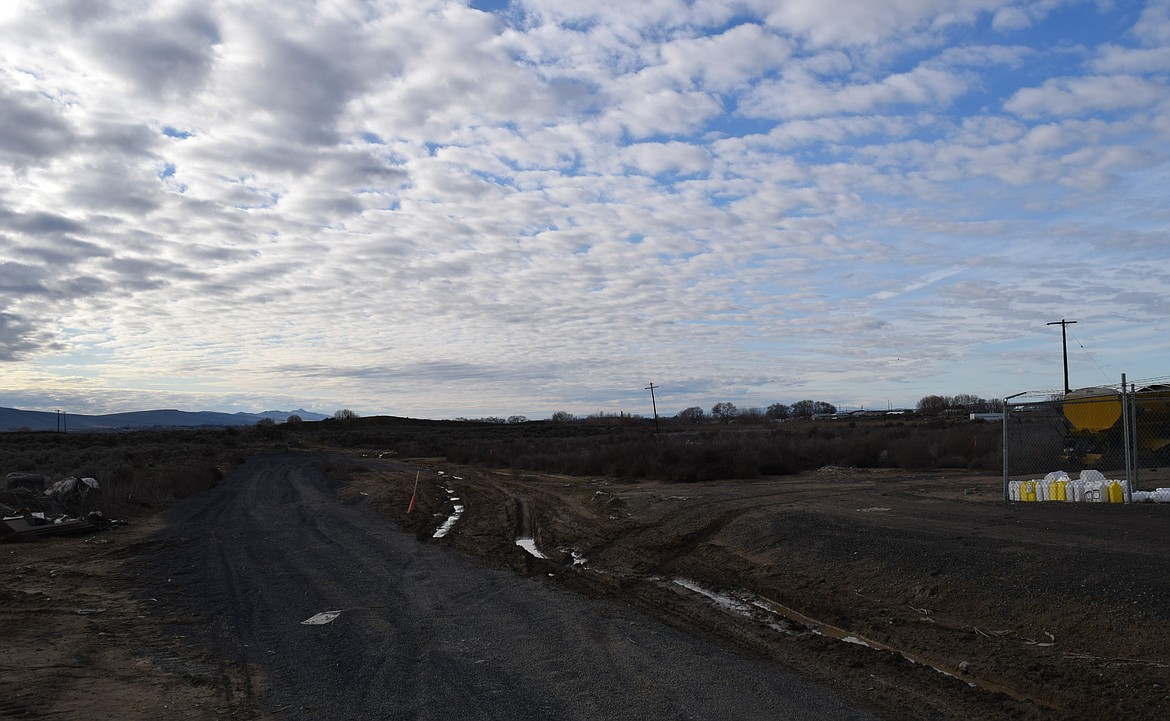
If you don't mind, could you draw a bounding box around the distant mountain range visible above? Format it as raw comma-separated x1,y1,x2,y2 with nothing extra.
0,407,330,432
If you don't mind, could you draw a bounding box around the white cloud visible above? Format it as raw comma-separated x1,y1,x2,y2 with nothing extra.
742,64,968,119
605,88,724,138
1133,0,1170,45
657,23,794,91
1092,44,1170,73
618,142,712,176
762,0,1015,47
0,0,1167,418
1004,75,1168,118
992,6,1032,31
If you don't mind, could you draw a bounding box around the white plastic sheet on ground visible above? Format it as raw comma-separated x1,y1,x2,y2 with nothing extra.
301,610,342,625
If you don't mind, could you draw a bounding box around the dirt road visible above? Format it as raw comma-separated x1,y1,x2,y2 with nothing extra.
135,453,879,720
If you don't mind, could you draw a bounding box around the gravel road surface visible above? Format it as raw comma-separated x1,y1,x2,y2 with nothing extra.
141,453,878,720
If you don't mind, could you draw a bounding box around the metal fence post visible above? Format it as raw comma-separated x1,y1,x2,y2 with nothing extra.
1129,382,1140,492
1002,400,1010,501
1121,374,1132,496
1001,391,1028,501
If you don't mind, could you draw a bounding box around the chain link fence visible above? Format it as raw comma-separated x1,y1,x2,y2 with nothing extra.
1002,375,1170,503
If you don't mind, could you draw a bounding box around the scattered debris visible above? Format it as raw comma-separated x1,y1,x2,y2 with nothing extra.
6,473,46,492
1063,652,1170,668
2,511,113,539
46,477,100,510
301,610,342,625
1,476,124,541
560,548,588,566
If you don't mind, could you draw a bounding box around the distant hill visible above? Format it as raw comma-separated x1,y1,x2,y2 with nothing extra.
0,407,329,432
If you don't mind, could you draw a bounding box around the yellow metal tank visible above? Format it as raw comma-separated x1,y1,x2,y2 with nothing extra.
1062,387,1121,432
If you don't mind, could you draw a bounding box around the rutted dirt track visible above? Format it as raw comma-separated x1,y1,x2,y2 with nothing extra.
371,458,1170,721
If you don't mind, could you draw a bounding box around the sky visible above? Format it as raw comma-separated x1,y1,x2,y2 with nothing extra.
1,0,1168,420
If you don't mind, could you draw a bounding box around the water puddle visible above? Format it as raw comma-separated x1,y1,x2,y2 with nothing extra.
433,486,464,538
432,505,464,538
673,578,753,616
515,537,547,558
672,579,1042,707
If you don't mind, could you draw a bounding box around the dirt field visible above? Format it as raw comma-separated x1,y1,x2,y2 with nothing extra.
0,513,268,720
4,456,1169,720
358,460,1170,721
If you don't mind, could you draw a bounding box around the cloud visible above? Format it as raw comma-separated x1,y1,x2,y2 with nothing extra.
0,311,47,361
657,22,794,91
0,88,76,163
0,0,1167,417
991,6,1032,31
86,5,221,101
1004,75,1167,118
741,64,968,119
1092,44,1170,73
762,0,1014,47
618,141,712,177
1133,0,1170,45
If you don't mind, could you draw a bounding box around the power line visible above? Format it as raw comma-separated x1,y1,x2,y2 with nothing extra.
1066,326,1111,384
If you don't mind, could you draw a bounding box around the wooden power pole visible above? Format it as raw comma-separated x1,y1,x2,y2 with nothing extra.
1047,319,1077,395
645,383,660,434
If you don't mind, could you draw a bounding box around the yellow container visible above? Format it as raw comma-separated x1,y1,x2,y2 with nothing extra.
1107,481,1124,503
1063,388,1122,431
1023,481,1036,502
1051,480,1067,502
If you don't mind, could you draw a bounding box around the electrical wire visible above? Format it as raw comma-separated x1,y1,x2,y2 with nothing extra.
1067,327,1112,384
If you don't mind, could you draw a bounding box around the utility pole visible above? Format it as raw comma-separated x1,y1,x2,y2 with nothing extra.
645,383,660,435
1047,319,1077,395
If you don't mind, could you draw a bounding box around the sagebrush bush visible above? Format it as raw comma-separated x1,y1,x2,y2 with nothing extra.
0,428,244,519
0,415,1004,508
286,414,1003,480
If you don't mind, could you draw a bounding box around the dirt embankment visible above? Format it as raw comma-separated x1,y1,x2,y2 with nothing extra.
350,460,1170,721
